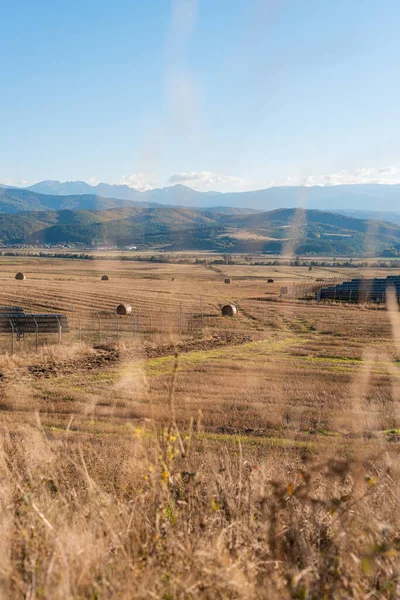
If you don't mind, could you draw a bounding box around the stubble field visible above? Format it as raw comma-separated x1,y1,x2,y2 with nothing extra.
1,255,400,599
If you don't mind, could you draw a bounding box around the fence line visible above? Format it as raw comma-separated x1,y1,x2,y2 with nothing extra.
0,300,208,353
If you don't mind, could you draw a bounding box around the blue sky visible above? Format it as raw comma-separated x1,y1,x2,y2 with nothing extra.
1,0,400,192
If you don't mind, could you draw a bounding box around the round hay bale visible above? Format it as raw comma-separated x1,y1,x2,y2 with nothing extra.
224,278,231,284
116,303,132,315
101,275,109,281
267,278,274,283
221,303,237,317
15,272,25,280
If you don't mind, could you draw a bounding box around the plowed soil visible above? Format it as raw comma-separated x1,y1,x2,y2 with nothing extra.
27,345,120,379
143,332,253,359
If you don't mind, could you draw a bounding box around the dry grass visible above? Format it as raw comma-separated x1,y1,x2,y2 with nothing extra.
1,414,400,598
0,256,399,598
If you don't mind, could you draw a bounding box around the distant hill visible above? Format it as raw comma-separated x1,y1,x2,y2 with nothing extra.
331,208,400,226
23,180,400,212
0,205,399,255
0,185,257,216
0,187,158,213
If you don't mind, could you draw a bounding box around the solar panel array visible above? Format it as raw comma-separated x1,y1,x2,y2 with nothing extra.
0,306,70,334
317,275,400,303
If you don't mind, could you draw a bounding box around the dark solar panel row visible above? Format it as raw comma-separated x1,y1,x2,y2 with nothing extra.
0,315,70,334
0,306,70,333
0,306,25,314
317,276,400,302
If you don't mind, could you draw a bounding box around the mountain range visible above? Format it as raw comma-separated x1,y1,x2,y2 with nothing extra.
23,180,400,212
1,181,400,254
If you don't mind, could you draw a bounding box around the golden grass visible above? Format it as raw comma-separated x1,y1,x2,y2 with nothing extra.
0,256,399,597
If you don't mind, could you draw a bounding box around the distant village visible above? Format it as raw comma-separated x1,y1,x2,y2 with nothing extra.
0,243,137,251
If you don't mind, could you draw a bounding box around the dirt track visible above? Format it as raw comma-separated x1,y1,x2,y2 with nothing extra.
27,345,120,379
143,332,252,359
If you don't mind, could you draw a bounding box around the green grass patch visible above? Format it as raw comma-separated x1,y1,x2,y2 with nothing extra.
199,431,318,450
144,336,304,377
307,428,340,437
383,428,400,436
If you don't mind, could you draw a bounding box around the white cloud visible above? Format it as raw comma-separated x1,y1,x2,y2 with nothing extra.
119,173,157,192
266,166,400,188
167,166,400,193
0,178,32,188
87,177,99,186
167,171,247,191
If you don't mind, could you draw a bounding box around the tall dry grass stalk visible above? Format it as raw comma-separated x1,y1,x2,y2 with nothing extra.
0,400,400,598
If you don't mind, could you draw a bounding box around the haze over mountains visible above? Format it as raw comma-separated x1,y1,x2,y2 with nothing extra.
24,180,400,212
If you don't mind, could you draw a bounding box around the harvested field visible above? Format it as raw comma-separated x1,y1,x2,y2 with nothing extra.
1,255,400,598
